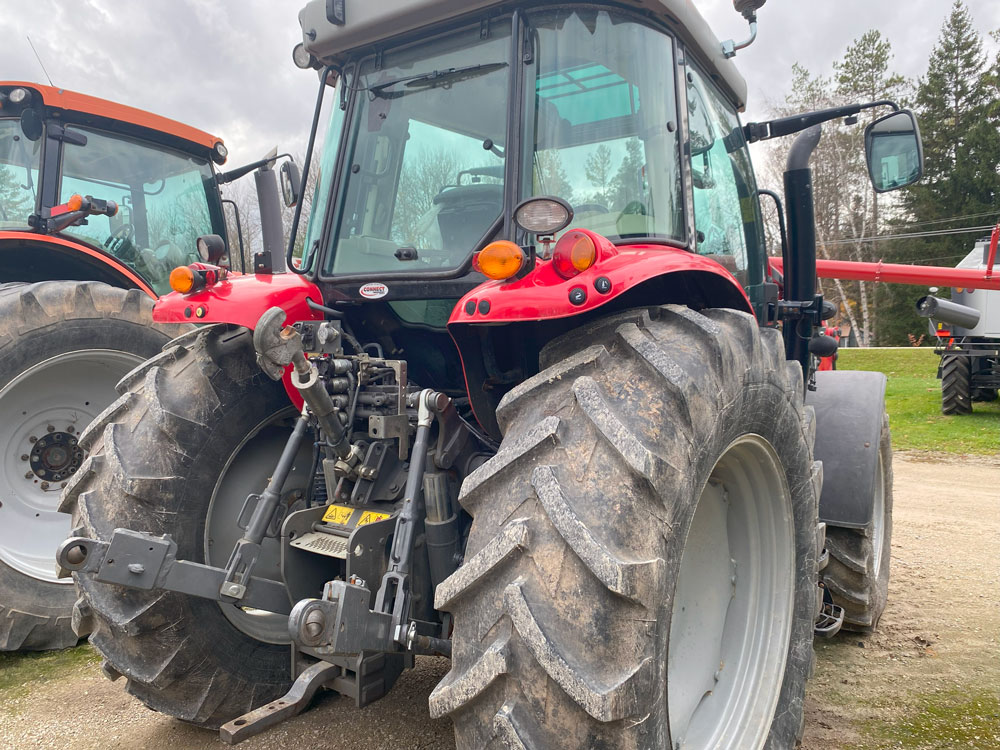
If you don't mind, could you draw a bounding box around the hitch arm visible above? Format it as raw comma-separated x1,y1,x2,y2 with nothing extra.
57,530,292,614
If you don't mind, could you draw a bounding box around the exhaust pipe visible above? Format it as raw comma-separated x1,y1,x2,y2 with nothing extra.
915,295,981,329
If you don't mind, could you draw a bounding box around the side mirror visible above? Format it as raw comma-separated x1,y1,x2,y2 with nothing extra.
865,109,923,193
19,109,43,141
280,160,302,208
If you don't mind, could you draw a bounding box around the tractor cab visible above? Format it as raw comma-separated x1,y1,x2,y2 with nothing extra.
0,82,230,294
295,2,758,293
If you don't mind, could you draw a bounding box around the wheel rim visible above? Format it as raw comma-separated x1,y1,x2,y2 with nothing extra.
0,349,143,582
205,412,312,644
871,451,886,578
667,435,796,749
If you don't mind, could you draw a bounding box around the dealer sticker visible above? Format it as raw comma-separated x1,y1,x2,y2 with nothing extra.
359,282,388,299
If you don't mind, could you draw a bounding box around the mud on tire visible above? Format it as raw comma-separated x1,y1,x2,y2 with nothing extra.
430,306,824,750
60,325,300,727
0,281,180,651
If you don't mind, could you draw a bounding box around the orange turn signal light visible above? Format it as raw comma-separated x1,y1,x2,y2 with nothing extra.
67,194,83,212
552,230,597,279
169,265,196,294
474,241,525,280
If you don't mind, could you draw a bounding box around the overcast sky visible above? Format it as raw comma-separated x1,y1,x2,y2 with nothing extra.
2,0,998,169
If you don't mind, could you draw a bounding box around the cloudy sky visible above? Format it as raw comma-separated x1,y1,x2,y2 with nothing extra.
2,0,998,169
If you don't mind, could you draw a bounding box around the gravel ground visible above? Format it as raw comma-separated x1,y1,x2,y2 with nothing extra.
1,452,997,749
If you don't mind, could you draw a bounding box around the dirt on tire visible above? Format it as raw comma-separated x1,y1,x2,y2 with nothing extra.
1,452,997,749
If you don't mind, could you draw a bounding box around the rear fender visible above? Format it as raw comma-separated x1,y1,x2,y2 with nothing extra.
805,370,887,529
448,232,752,325
154,272,323,407
0,232,155,295
448,233,753,438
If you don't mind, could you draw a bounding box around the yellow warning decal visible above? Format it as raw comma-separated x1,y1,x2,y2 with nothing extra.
321,505,392,526
321,504,354,525
358,510,391,526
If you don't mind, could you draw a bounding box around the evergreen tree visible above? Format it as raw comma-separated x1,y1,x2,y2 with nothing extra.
584,144,613,205
877,1,999,344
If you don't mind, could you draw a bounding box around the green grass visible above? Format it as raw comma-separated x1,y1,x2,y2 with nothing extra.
0,644,99,703
848,690,1000,750
838,348,1000,454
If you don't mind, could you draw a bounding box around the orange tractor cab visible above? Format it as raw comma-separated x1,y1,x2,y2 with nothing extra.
0,81,293,652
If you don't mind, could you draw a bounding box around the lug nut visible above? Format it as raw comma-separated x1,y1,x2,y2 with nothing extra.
29,436,37,443
66,425,75,434
46,425,55,432
20,454,28,461
24,471,33,479
41,481,50,490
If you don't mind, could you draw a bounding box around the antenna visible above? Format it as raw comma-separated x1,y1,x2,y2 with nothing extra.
26,36,55,87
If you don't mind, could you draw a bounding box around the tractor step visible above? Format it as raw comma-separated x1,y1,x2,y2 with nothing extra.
814,584,845,639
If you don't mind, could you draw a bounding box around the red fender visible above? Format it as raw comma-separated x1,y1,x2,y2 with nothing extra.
448,229,752,325
153,272,323,407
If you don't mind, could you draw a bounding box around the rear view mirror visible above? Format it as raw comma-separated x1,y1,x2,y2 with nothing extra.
19,109,43,141
865,109,923,193
280,160,301,208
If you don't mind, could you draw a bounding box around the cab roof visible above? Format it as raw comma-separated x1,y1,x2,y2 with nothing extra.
298,0,749,109
0,81,225,157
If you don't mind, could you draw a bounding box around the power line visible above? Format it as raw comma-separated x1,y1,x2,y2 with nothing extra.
890,210,998,230
823,224,995,246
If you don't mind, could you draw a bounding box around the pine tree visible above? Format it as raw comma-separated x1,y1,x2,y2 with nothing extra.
877,1,999,344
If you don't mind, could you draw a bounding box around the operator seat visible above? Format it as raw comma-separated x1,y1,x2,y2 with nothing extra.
433,183,503,252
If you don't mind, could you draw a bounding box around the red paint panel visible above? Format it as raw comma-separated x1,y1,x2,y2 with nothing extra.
0,231,156,297
152,272,323,328
771,257,1000,291
448,231,751,325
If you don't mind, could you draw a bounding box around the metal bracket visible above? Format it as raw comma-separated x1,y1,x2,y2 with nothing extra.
57,531,292,614
220,660,341,745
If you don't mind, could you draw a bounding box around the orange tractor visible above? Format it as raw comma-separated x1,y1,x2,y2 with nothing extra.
0,82,293,651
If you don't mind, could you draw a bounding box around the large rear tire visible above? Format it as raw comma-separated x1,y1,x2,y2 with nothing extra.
0,281,180,651
823,413,893,632
431,307,823,750
940,354,972,415
60,325,307,727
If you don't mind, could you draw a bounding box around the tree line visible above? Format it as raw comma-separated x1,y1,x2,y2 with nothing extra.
760,0,1000,345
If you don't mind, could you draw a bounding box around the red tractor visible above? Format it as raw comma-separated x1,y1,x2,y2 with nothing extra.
0,81,292,651
55,1,935,747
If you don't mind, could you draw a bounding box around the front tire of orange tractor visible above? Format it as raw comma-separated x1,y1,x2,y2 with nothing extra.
0,281,181,651
432,306,824,750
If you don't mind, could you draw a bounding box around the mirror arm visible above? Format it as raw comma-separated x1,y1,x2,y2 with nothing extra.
217,153,293,185
745,100,899,143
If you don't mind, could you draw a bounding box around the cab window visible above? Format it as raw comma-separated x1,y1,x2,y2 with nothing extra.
686,65,764,286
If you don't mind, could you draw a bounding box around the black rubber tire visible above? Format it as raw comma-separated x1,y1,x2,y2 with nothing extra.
940,355,972,415
430,306,823,750
60,325,296,728
823,413,893,633
0,281,181,652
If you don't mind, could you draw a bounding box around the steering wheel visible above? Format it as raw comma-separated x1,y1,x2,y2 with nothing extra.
574,203,609,214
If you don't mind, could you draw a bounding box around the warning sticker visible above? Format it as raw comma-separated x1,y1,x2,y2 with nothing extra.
321,505,393,527
358,510,391,526
321,504,354,525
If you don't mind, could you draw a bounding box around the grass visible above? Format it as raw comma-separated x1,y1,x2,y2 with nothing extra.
848,690,1000,750
838,348,1000,455
0,644,99,704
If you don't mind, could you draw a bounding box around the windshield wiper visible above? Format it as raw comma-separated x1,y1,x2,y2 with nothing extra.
370,62,507,99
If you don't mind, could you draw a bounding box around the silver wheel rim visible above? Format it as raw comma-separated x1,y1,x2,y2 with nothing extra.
871,452,886,578
0,349,143,582
667,435,796,749
205,412,312,644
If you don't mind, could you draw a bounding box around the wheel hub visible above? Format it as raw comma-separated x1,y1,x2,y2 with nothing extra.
28,430,84,482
